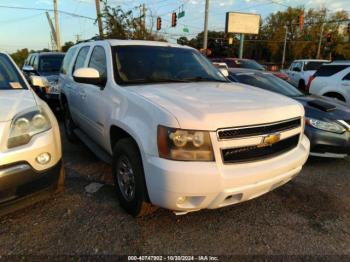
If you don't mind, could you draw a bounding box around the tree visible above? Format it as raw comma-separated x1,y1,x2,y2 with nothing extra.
100,0,165,41
10,48,29,67
62,41,75,52
177,7,349,63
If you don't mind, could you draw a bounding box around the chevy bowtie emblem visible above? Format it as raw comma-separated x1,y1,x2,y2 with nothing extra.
258,133,281,148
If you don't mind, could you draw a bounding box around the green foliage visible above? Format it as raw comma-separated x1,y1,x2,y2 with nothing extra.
10,48,29,67
62,41,75,52
100,0,166,41
177,7,349,62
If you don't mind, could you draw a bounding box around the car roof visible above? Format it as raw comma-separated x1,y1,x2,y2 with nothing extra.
228,68,267,74
293,59,329,62
329,60,350,65
35,52,65,56
75,39,193,49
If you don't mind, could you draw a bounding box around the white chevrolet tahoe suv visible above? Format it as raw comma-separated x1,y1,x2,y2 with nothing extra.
59,40,310,216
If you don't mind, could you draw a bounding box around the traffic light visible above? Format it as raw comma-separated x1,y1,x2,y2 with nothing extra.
299,13,304,31
171,12,177,27
156,17,161,31
326,33,332,43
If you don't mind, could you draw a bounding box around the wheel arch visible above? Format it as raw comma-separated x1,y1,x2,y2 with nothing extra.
322,92,346,102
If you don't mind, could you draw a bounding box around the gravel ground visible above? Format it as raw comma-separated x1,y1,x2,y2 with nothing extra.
1,127,350,257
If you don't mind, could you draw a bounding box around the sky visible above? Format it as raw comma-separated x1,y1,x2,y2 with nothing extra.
0,0,348,53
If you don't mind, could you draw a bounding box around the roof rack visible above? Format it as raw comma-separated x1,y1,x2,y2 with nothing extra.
76,36,104,44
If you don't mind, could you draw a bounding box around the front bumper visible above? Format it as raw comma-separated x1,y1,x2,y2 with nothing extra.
143,135,310,212
305,126,350,158
0,160,64,216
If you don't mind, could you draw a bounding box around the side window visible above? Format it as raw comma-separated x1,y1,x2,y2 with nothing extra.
72,46,90,73
24,55,31,66
28,55,34,66
315,65,349,77
289,63,295,70
61,47,77,75
32,55,39,70
88,46,107,79
343,72,350,81
293,62,302,72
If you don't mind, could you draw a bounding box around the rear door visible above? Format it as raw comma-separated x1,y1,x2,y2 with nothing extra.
340,69,350,102
67,45,91,127
78,45,108,147
289,62,302,86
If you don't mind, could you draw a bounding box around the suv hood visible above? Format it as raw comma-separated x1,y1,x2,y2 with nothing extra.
0,90,37,122
130,82,304,130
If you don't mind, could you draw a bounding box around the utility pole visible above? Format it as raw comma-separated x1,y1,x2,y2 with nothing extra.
238,34,244,58
74,34,81,43
53,0,61,51
45,12,58,50
281,25,288,69
95,0,103,38
317,23,324,59
203,0,209,50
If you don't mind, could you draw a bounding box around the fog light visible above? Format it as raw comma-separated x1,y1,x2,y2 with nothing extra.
177,196,187,204
36,152,51,165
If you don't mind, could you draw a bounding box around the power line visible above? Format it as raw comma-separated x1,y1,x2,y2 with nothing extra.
0,4,95,20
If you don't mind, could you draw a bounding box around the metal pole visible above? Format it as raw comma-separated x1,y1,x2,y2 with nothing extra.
95,0,103,38
53,0,61,51
45,12,57,50
203,0,209,50
317,23,324,59
238,33,244,58
281,26,288,69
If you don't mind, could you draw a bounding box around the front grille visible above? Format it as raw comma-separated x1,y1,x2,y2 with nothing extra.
222,135,299,164
217,118,301,140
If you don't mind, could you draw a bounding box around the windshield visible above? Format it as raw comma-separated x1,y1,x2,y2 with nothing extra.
0,54,26,90
231,71,303,97
112,46,227,85
303,61,326,71
38,55,64,73
225,59,265,71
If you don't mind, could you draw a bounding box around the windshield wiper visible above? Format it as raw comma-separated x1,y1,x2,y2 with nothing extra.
182,76,228,83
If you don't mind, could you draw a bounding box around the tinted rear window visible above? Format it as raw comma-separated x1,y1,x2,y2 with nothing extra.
38,55,65,73
315,65,349,77
303,61,327,71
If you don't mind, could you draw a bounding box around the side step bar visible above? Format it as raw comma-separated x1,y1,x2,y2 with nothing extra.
73,129,112,165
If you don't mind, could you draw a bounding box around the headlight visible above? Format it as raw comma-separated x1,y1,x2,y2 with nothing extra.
7,107,52,148
48,81,60,94
305,118,346,134
157,126,214,161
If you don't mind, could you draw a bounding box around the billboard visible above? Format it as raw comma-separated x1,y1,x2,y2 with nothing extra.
225,12,260,35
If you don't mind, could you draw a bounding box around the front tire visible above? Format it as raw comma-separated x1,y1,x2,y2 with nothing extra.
63,102,78,143
112,138,155,217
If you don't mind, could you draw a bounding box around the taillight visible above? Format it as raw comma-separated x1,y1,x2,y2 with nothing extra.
306,75,315,91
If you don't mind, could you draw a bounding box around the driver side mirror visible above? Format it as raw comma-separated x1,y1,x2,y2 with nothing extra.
73,68,106,86
23,65,36,74
219,68,229,77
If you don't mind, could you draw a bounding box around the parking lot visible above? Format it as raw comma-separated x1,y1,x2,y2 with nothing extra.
0,124,349,256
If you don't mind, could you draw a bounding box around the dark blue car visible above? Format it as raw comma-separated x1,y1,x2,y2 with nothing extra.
228,68,350,158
